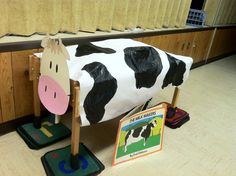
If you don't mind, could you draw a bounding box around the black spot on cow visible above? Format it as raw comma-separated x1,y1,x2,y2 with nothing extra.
124,46,163,89
132,127,143,138
141,122,155,141
75,42,116,57
82,62,117,124
162,53,186,89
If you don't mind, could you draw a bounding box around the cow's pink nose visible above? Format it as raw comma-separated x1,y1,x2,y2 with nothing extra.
38,75,69,115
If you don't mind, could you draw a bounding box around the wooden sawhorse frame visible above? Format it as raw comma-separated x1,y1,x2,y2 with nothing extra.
29,55,180,170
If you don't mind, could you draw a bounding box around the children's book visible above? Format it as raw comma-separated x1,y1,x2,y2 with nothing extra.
112,103,166,166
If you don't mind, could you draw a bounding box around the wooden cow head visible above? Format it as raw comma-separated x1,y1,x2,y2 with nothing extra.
38,36,70,115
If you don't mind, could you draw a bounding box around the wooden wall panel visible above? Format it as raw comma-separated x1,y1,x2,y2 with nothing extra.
11,50,36,118
0,52,15,122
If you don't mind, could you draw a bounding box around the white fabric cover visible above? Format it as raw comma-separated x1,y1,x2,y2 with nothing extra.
66,39,193,126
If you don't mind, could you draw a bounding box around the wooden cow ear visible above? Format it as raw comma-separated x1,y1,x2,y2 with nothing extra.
41,33,50,48
58,37,62,45
58,38,70,60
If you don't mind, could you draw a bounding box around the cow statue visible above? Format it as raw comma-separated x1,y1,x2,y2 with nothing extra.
36,38,192,126
124,120,158,153
67,39,192,126
38,36,70,123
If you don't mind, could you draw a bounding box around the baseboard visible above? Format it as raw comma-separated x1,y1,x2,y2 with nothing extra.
0,115,33,135
191,51,236,70
0,111,50,136
206,52,236,64
191,60,206,69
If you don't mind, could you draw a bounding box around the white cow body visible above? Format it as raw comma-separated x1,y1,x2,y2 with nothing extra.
37,38,192,127
67,39,193,126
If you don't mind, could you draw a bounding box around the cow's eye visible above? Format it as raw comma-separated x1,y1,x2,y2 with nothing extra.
56,64,58,73
45,85,47,92
54,92,57,99
50,61,52,69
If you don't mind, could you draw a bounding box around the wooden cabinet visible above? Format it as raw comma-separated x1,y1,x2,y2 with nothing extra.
209,27,236,58
191,30,214,63
136,34,179,53
135,29,214,64
0,50,37,123
0,102,2,123
176,32,195,56
11,50,38,118
0,52,15,122
0,27,235,124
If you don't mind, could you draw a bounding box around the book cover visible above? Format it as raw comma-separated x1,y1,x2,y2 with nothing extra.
112,103,166,166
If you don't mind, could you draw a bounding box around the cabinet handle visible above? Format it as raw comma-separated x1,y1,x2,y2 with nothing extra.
181,43,185,51
187,42,191,50
24,70,29,77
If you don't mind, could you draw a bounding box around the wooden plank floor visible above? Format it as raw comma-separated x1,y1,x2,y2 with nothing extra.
0,55,235,176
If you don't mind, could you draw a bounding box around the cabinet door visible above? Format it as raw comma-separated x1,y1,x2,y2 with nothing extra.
0,102,2,123
163,32,193,56
191,30,213,63
165,33,182,54
155,35,172,51
11,50,37,118
209,27,236,58
0,52,16,122
136,30,213,64
134,37,143,42
178,32,195,56
135,35,165,49
139,34,180,53
148,33,195,57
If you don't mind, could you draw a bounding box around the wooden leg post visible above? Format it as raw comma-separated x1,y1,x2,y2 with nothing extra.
171,87,180,108
29,55,41,129
54,114,61,124
70,86,81,170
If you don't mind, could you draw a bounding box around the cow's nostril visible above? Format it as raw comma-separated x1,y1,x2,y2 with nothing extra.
45,85,47,92
54,92,57,99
